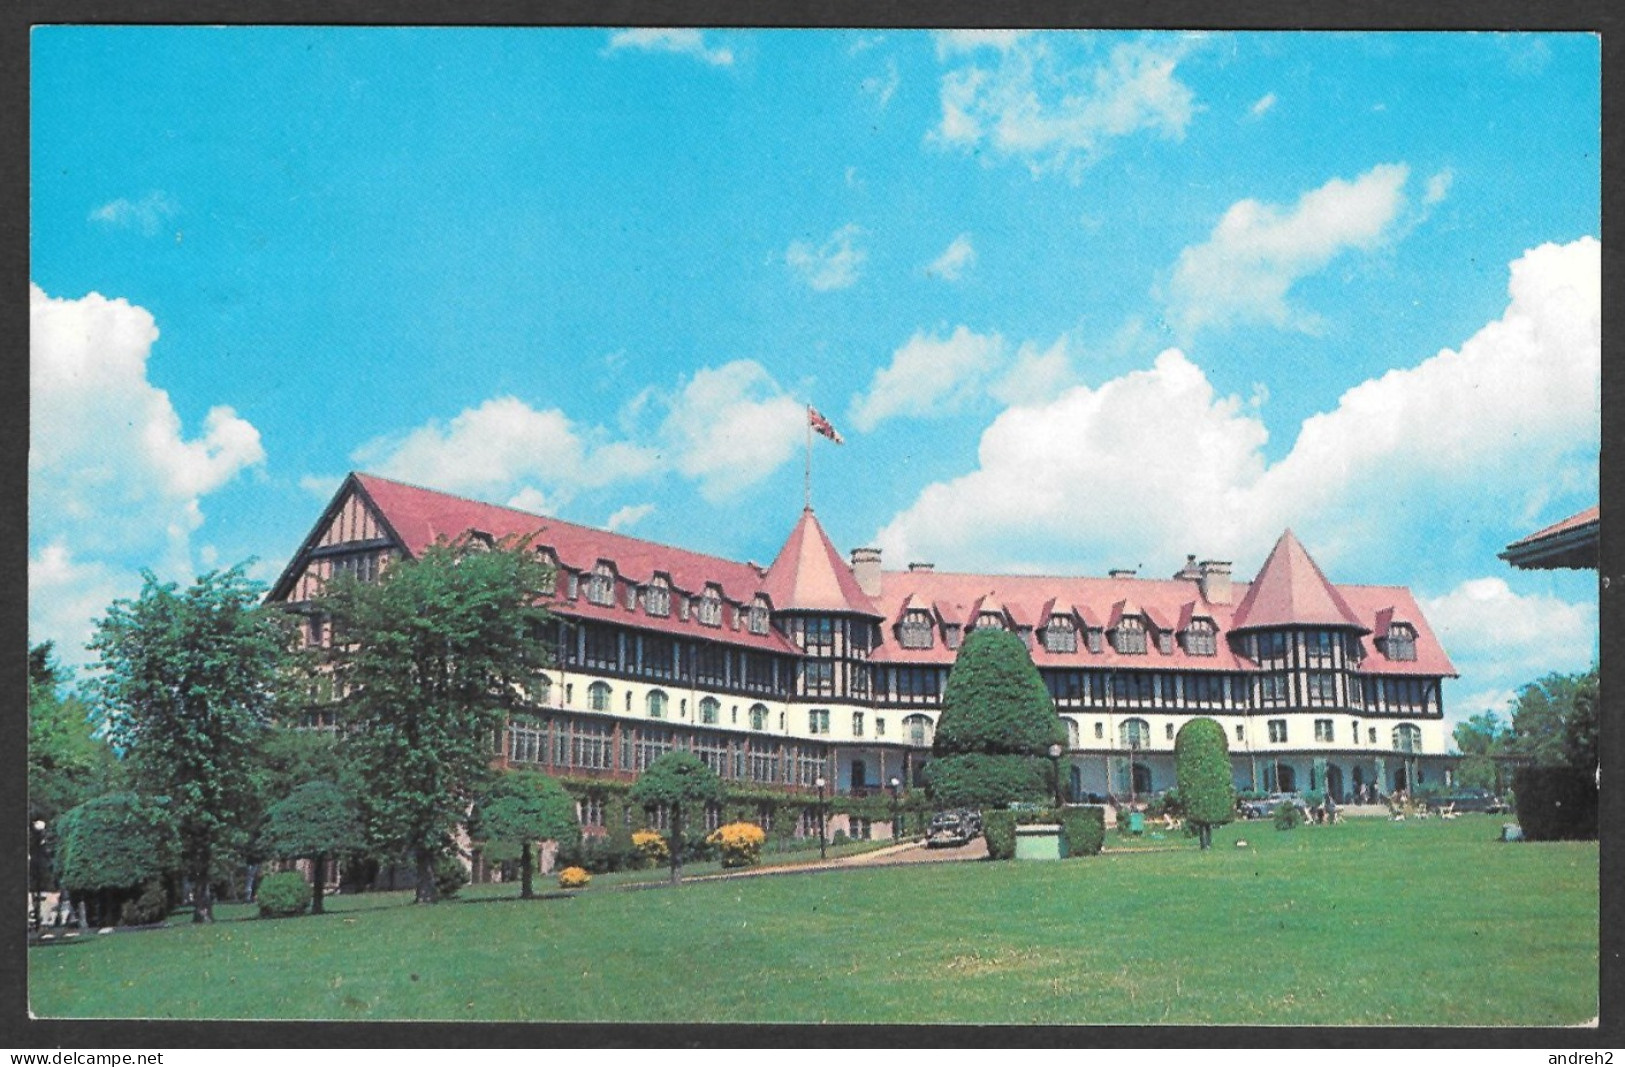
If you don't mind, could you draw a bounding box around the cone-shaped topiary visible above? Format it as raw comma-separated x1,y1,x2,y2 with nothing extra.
1175,717,1236,850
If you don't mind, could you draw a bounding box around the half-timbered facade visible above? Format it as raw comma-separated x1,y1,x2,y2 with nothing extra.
269,473,1458,809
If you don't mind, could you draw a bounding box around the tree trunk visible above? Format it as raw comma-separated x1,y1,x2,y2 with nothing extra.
520,841,534,900
192,858,214,923
669,805,682,887
312,853,327,915
414,847,438,904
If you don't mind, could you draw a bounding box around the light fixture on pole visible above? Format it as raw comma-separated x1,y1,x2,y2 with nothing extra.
815,776,827,860
31,819,46,931
1047,742,1064,810
888,776,901,840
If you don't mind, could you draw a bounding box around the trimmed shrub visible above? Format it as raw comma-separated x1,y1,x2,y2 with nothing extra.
831,829,848,846
119,880,171,926
1059,806,1106,856
1274,803,1305,831
983,810,1017,860
706,822,766,868
631,829,669,867
433,853,468,899
1175,717,1235,850
557,866,591,889
256,871,312,918
923,754,1050,810
1513,766,1597,841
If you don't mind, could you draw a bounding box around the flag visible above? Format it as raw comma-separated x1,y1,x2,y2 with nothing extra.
809,407,844,444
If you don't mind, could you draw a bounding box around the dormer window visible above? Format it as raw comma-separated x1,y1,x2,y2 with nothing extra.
535,548,558,595
899,610,934,650
1085,629,1103,654
587,562,616,607
1156,631,1174,655
698,586,723,627
944,624,963,650
974,612,1006,631
1183,619,1217,656
747,595,770,635
1043,615,1077,654
1384,623,1417,661
1111,615,1147,655
645,575,671,617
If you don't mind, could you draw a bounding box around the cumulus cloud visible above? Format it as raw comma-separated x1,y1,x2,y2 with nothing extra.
932,34,1199,177
873,237,1599,587
1424,168,1454,204
89,191,178,236
926,233,977,281
656,361,806,500
1249,92,1277,118
786,224,866,291
604,29,733,67
861,59,900,108
1423,577,1596,680
1165,163,1413,336
30,285,266,657
850,326,1007,432
606,503,656,532
988,337,1078,406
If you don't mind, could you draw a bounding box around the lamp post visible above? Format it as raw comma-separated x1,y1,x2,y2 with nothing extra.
1047,743,1064,810
1129,738,1141,807
888,776,902,841
31,819,46,931
815,776,827,860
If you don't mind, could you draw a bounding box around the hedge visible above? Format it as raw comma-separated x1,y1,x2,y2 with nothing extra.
983,811,1018,860
1512,765,1597,841
256,871,313,918
1059,806,1106,856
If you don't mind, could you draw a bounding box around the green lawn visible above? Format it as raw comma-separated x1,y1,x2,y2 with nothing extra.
29,816,1596,1025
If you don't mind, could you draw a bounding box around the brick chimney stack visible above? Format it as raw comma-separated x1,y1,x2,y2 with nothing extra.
1199,560,1233,605
850,547,883,598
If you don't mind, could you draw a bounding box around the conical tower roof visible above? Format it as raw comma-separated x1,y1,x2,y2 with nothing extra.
762,507,882,616
1230,529,1368,632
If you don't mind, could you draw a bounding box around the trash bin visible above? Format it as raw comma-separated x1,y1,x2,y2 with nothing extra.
1127,811,1145,835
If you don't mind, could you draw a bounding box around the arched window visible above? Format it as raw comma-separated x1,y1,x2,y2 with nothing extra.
588,682,612,712
698,586,723,627
1121,717,1151,747
1044,615,1078,653
903,714,934,747
899,610,934,649
1065,717,1080,749
748,596,770,635
647,689,668,719
1392,722,1422,753
699,696,720,725
974,611,1006,631
587,562,616,606
645,575,671,617
1112,616,1147,655
749,703,770,731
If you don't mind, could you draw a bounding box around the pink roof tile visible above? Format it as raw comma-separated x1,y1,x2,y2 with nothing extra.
760,508,882,616
1228,529,1366,632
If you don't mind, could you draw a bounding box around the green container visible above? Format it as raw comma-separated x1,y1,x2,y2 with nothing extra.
1014,823,1066,860
1127,811,1146,835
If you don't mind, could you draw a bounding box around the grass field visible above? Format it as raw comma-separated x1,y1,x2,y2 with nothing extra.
28,815,1597,1026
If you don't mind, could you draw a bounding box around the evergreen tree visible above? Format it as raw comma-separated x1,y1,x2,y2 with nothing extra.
628,751,723,886
1174,717,1235,850
315,538,554,903
91,566,296,922
471,771,580,899
926,628,1066,809
1508,666,1597,769
258,780,365,914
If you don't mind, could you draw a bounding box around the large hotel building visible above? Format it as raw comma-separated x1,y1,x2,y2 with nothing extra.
271,473,1457,819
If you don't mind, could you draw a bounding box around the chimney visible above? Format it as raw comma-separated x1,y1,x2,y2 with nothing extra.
908,562,935,573
1174,554,1201,581
1199,560,1233,605
850,547,883,597
1109,567,1138,580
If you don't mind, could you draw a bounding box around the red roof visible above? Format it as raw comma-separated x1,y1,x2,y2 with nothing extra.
760,507,882,617
1228,529,1366,633
1505,505,1599,548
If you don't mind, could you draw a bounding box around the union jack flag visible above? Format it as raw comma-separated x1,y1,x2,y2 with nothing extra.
808,407,844,444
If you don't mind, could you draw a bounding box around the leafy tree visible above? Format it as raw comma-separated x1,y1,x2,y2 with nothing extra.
471,771,580,899
54,792,180,925
315,538,555,903
1174,717,1235,850
628,751,724,886
927,628,1066,809
257,780,365,914
28,642,117,824
90,566,297,923
1508,667,1597,768
1452,710,1513,791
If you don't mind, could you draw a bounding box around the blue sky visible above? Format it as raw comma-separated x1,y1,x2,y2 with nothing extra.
30,28,1599,734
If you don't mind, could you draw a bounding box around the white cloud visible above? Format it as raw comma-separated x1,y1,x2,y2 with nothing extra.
932,34,1199,177
926,232,977,281
1165,162,1413,335
850,326,1007,432
786,224,866,291
29,285,266,659
861,59,900,108
28,542,134,670
604,29,733,67
89,191,178,236
1424,168,1454,204
299,473,344,500
606,503,656,532
989,337,1078,406
873,237,1600,591
1423,577,1596,680
1249,92,1277,118
656,361,806,501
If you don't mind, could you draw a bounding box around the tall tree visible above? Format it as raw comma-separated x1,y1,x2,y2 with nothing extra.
470,771,580,899
91,566,296,923
926,628,1066,809
29,642,116,824
316,538,554,904
258,780,364,914
1508,667,1597,768
628,751,723,886
1174,717,1235,850
1452,710,1513,791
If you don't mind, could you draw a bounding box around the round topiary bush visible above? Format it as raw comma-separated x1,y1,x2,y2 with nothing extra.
631,829,669,868
706,822,766,868
256,871,313,918
119,881,171,926
557,866,591,889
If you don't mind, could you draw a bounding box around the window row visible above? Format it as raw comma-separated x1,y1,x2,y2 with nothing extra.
897,609,1222,657
557,621,796,696
559,556,772,636
1265,718,1424,750
507,715,828,787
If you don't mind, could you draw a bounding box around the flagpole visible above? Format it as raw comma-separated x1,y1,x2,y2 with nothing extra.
804,404,813,510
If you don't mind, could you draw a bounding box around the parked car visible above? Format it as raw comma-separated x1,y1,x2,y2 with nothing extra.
1428,788,1508,814
1240,792,1309,819
926,810,977,848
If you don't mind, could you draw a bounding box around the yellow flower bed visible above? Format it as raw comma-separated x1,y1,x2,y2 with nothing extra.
706,821,767,868
557,866,591,889
631,829,669,866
